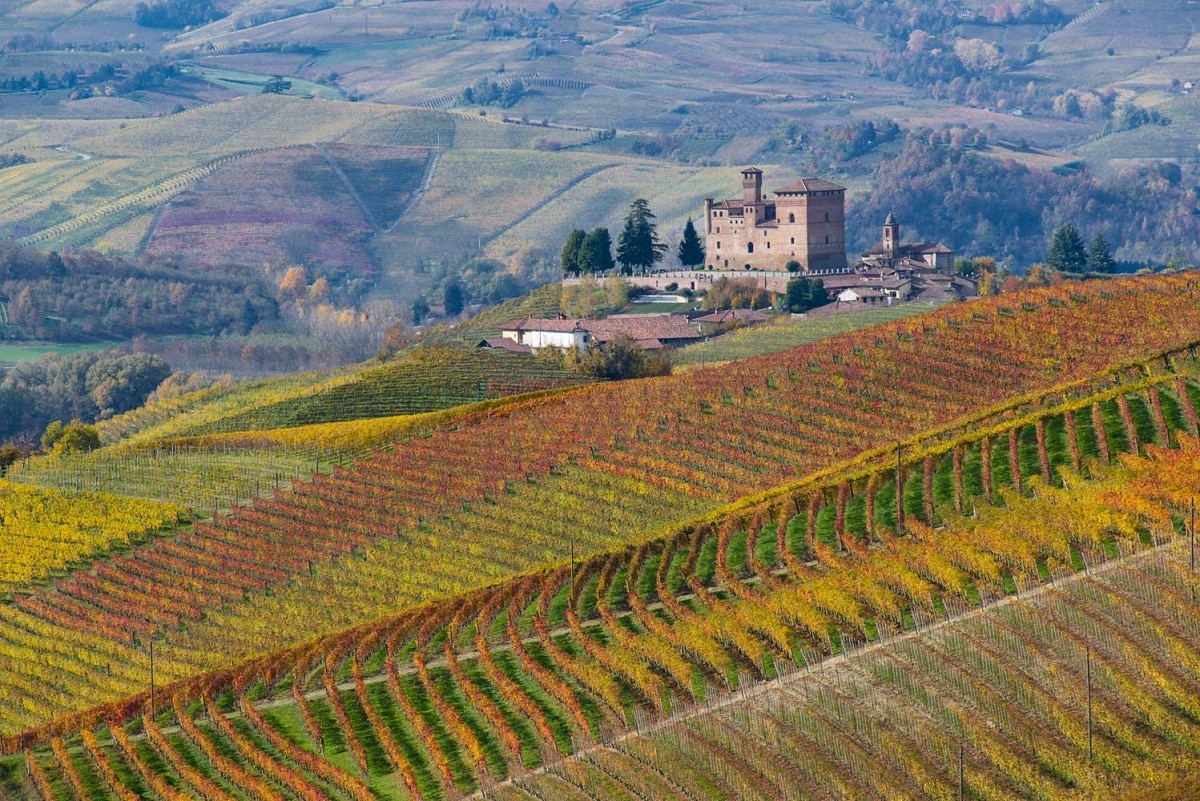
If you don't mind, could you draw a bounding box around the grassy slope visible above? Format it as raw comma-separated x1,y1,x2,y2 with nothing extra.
674,303,937,366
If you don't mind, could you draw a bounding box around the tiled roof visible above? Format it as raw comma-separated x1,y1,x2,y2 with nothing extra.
476,337,533,353
501,317,585,333
583,315,703,343
693,309,771,324
775,177,846,194
502,315,703,345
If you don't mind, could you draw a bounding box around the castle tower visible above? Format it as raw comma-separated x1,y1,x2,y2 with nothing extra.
741,167,763,205
883,212,900,256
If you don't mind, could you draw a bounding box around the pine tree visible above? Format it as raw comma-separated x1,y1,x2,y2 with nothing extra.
561,229,586,273
1086,234,1117,274
616,198,667,274
677,218,705,267
1045,223,1087,273
579,228,615,273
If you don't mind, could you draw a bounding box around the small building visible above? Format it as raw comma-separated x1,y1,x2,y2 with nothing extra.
500,315,703,352
837,287,892,305
862,214,955,273
500,318,590,351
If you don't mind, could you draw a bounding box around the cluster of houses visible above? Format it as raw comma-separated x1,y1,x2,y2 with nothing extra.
498,168,974,355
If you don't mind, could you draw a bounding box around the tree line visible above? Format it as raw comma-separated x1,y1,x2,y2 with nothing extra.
0,349,170,445
561,199,706,274
0,245,279,343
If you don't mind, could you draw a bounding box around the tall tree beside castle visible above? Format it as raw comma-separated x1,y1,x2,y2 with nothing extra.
677,218,705,268
561,229,587,273
1087,234,1117,274
1045,223,1087,273
580,228,615,273
617,198,667,274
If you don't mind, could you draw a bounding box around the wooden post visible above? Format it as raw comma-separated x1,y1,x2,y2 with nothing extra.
895,442,904,536
958,743,965,801
1191,498,1195,573
1086,645,1093,762
149,640,156,719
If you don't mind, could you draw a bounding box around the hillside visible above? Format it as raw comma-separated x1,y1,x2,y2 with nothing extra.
3,0,1199,299
0,274,1198,737
3,276,1200,798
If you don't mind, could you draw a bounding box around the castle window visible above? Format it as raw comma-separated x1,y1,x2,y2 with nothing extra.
747,242,754,253
716,241,721,249
824,212,829,222
825,236,830,244
788,213,795,223
790,237,795,244
766,242,770,249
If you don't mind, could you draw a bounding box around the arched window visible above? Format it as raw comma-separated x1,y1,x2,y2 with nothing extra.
824,236,830,244
747,242,754,253
788,213,795,223
824,212,830,222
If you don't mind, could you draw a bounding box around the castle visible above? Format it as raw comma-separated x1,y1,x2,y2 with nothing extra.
703,168,848,272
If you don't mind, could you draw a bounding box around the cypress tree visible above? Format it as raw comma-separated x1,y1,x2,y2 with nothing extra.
677,218,705,267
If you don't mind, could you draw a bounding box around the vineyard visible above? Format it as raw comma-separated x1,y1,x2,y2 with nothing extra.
0,275,1199,731
674,304,936,366
5,364,1200,799
166,348,588,437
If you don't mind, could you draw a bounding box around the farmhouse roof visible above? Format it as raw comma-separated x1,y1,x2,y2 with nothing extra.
693,309,771,324
501,315,702,345
775,178,846,195
501,317,586,333
583,315,703,344
838,287,888,300
476,337,533,353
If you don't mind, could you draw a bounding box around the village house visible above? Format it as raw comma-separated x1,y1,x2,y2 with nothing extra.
861,213,955,272
498,315,704,352
704,168,849,272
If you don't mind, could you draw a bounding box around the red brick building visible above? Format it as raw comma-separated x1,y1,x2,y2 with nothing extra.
704,168,848,272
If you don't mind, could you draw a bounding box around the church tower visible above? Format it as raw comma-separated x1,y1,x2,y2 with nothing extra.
882,212,900,256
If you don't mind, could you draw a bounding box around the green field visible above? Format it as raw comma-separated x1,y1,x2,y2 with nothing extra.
0,342,112,367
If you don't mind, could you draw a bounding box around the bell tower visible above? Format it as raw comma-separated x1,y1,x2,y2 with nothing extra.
882,212,900,255
741,167,763,204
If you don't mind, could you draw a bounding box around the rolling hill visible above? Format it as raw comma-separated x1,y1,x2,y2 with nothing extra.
1,274,1200,799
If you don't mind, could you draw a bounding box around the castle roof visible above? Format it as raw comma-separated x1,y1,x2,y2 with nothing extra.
775,178,846,195
741,167,763,174
885,212,897,225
